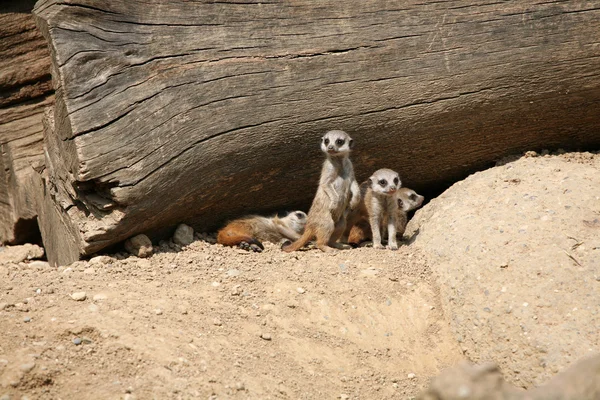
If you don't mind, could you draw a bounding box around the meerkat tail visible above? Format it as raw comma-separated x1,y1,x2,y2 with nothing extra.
217,229,265,250
282,228,313,252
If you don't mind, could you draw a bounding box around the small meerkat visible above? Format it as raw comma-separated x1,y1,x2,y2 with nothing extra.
217,211,307,252
347,186,424,246
348,168,401,249
282,130,360,252
395,187,424,237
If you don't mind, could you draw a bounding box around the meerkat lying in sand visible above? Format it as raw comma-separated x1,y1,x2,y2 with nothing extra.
282,130,360,252
217,211,307,252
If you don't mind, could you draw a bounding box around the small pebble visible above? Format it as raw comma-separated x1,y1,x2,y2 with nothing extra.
93,293,108,301
20,362,35,372
235,382,245,391
340,395,350,400
213,318,222,326
70,292,87,301
28,261,49,269
0,303,7,311
296,287,306,294
73,337,82,345
154,309,163,315
0,394,10,400
23,316,31,323
173,224,194,246
260,333,272,341
407,373,416,379
125,234,153,258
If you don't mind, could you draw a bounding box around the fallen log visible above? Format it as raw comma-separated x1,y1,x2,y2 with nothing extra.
0,1,53,244
33,0,600,265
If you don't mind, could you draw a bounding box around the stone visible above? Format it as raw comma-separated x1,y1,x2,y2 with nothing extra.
173,224,194,246
0,244,44,264
28,260,50,269
124,234,153,258
70,292,87,301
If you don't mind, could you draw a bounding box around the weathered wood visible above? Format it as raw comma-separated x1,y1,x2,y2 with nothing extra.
0,1,53,244
33,0,600,264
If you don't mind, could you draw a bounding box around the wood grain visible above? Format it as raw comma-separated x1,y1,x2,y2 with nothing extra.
0,1,53,244
33,0,600,264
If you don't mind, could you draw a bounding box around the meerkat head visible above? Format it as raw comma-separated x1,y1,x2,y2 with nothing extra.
369,168,401,196
282,210,307,233
321,130,353,157
396,187,424,212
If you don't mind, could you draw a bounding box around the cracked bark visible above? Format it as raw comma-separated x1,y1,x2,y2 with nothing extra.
30,0,600,265
0,1,54,244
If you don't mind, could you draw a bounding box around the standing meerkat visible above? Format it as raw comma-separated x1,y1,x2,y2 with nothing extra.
347,168,401,250
282,130,360,252
347,186,424,246
217,211,307,252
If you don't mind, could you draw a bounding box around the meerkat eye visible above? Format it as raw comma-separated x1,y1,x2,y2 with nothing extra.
335,139,345,146
295,212,305,219
409,194,417,200
378,179,387,187
323,138,330,145
393,177,399,185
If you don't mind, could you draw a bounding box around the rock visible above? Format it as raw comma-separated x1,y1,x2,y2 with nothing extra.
0,394,11,400
213,318,222,326
20,362,35,372
28,260,50,269
124,234,153,258
296,287,306,294
407,373,416,379
70,292,87,301
72,337,82,345
173,224,194,246
93,293,108,301
408,154,600,387
0,244,44,263
23,316,31,323
0,303,7,311
419,355,600,400
260,333,272,341
154,309,163,315
89,255,112,265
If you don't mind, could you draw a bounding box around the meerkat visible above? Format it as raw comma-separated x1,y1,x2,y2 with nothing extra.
217,211,307,252
282,130,360,252
395,187,424,237
347,186,424,246
345,168,401,249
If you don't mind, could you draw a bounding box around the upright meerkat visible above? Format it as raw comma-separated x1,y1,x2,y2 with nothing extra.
282,130,360,252
347,168,401,250
217,211,307,252
347,186,424,246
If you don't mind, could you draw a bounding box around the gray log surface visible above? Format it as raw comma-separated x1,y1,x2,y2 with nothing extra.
33,0,600,265
0,1,53,244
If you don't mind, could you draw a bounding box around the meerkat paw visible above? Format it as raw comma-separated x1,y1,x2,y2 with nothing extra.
239,241,263,253
387,243,399,250
373,243,385,250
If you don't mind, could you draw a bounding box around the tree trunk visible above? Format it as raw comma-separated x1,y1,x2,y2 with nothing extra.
33,0,600,265
0,1,53,244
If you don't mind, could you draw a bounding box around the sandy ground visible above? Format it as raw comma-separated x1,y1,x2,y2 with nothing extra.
0,240,462,399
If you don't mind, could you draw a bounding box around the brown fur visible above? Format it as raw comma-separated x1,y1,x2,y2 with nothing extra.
347,186,424,247
218,211,306,251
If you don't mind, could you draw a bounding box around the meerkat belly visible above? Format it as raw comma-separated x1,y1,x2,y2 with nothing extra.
331,176,351,218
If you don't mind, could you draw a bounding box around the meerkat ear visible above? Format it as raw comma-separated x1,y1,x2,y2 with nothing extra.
349,139,354,148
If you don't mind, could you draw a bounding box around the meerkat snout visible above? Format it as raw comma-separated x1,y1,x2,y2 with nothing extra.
369,168,401,196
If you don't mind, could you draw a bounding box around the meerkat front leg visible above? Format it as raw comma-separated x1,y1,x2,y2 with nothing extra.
370,213,384,249
349,179,360,210
387,213,398,250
